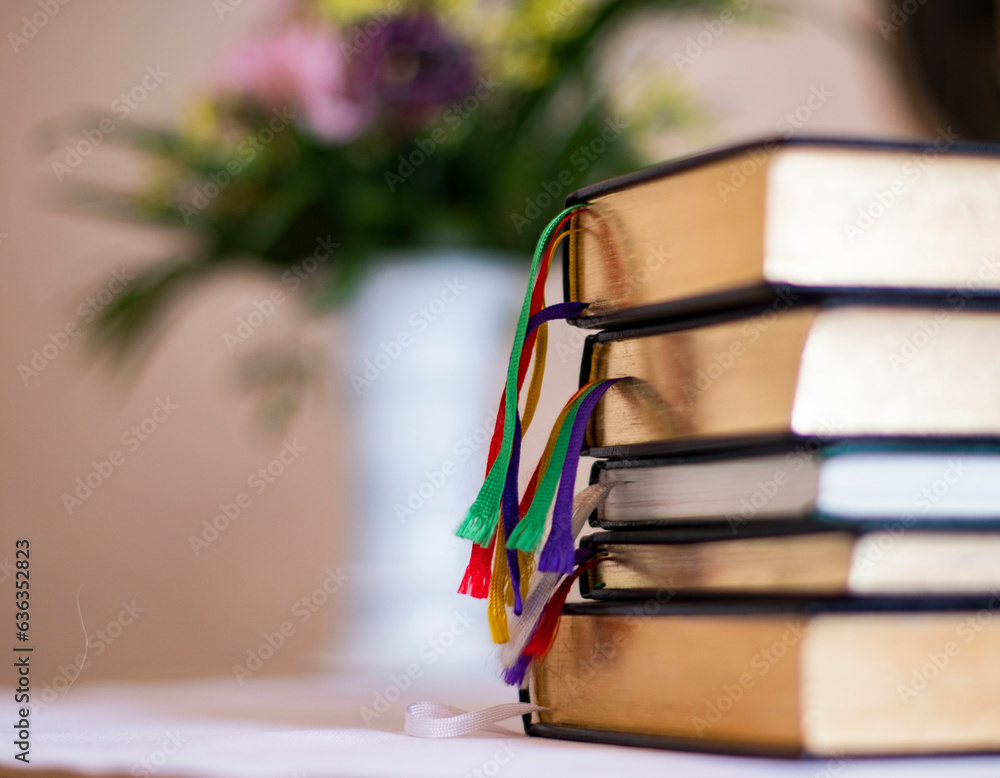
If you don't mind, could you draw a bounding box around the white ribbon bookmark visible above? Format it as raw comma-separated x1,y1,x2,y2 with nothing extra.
406,485,610,738
404,702,546,738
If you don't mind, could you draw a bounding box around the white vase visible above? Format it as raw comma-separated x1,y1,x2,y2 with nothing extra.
335,250,526,671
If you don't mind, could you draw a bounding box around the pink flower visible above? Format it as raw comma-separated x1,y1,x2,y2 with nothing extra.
222,23,370,143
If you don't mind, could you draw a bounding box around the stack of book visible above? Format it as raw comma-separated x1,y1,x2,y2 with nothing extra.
520,137,1000,756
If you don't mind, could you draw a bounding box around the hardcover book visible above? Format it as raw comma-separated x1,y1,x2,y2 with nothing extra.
581,302,1000,455
580,524,1000,598
590,443,1000,527
524,600,1000,756
563,136,1000,328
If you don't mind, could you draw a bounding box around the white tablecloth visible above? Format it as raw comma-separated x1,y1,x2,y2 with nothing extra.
3,673,1000,777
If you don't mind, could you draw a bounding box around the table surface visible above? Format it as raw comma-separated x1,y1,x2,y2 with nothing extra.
4,672,1000,778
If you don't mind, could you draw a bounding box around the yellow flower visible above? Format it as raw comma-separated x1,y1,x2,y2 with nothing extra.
179,99,225,149
314,0,397,23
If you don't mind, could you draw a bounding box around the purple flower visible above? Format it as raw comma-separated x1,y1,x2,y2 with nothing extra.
348,14,477,125
222,23,371,143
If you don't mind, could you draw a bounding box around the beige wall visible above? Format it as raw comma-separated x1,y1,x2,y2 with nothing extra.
0,1,351,685
0,0,928,688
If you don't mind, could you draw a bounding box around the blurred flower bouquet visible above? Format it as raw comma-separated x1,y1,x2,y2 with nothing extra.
91,0,724,356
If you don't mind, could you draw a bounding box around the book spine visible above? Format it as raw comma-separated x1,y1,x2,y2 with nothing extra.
578,334,597,392
518,687,534,736
579,335,599,450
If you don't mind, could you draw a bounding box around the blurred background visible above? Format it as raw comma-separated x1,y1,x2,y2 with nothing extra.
0,0,982,698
